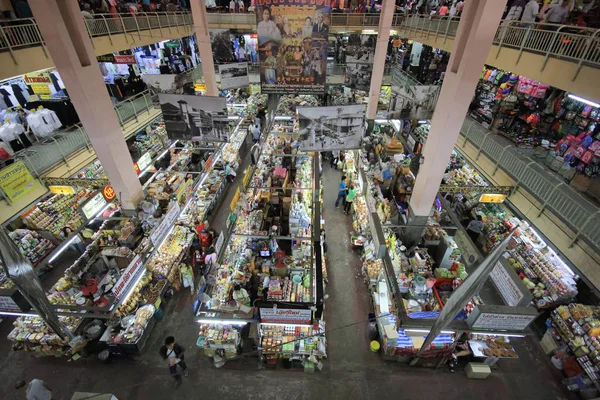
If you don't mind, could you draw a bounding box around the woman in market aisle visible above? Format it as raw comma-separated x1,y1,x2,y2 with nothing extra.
344,184,357,215
232,284,251,311
179,263,195,296
466,215,484,243
335,175,348,208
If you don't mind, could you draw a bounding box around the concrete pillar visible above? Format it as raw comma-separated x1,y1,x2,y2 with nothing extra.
409,0,507,218
190,0,218,96
366,0,396,119
29,0,143,210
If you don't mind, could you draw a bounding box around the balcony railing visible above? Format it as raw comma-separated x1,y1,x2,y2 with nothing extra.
460,117,600,253
17,90,156,177
397,14,600,75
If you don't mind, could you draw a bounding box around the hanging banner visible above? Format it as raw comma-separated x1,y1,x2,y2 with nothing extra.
297,105,366,151
256,0,331,94
388,85,441,120
210,29,236,63
112,255,144,301
259,307,312,324
80,191,107,220
48,185,76,195
0,161,36,202
218,63,250,90
344,34,376,92
142,74,193,94
158,94,229,142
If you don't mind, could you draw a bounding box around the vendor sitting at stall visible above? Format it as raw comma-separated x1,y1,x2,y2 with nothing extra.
225,164,236,182
232,284,251,310
466,215,484,244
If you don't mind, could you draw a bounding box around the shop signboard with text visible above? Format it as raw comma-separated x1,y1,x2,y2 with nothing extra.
80,192,107,220
255,0,331,94
479,193,507,203
0,161,37,202
23,72,52,85
150,202,180,246
260,307,312,324
113,255,144,301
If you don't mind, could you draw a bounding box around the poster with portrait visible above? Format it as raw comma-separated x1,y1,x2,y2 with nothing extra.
255,0,331,94
344,34,376,92
388,85,441,120
218,63,250,90
158,94,230,142
297,105,366,151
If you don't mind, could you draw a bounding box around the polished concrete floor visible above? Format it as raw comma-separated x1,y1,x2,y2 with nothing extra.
0,152,577,400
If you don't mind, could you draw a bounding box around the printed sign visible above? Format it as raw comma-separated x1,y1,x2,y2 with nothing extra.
260,307,312,324
479,193,507,203
150,201,181,245
113,255,144,301
0,161,37,202
256,0,331,94
490,261,524,307
102,185,116,201
219,63,250,90
23,72,52,85
48,185,76,195
0,296,22,312
30,84,51,96
80,191,107,220
136,152,153,172
472,312,536,331
113,55,136,64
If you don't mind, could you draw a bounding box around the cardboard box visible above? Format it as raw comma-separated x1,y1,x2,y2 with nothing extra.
540,333,559,355
465,362,491,379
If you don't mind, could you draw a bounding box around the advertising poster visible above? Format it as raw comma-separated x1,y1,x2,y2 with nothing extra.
0,161,36,202
158,94,229,142
297,105,366,151
218,63,250,90
388,85,441,120
255,0,331,94
344,34,376,92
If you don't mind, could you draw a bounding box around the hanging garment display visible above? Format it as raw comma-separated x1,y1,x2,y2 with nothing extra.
0,121,26,151
26,109,62,138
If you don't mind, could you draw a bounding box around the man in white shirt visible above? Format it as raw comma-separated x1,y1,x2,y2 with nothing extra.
545,0,570,25
521,0,540,25
25,379,52,400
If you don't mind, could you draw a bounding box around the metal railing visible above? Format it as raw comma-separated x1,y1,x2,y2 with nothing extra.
460,117,600,252
0,11,192,54
396,14,600,73
17,90,156,177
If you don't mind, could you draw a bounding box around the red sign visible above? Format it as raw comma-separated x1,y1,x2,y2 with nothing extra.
133,163,140,175
113,55,136,64
102,185,116,200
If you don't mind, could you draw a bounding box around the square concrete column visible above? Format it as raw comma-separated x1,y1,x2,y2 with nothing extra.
190,0,218,96
409,0,507,217
366,0,397,119
29,0,143,210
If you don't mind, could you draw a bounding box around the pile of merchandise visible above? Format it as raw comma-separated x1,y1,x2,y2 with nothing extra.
7,315,83,357
8,229,55,266
276,95,320,116
197,323,241,360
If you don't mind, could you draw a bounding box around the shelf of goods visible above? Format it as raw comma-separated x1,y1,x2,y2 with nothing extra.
145,170,194,209
260,322,327,362
146,225,194,283
504,223,577,310
129,122,169,156
275,95,320,116
226,90,266,116
7,315,84,357
19,189,94,239
72,160,107,180
8,229,55,267
550,304,600,393
0,260,15,290
222,117,248,168
178,169,227,227
197,322,242,360
468,333,518,360
45,215,140,309
102,303,157,353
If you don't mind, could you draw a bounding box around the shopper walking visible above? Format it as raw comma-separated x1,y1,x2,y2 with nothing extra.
344,184,357,215
521,0,540,26
159,336,188,388
179,263,195,295
252,123,261,143
335,176,348,208
466,215,484,244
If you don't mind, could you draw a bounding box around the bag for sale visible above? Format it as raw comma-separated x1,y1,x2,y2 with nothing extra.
581,135,594,149
582,150,594,164
588,140,600,152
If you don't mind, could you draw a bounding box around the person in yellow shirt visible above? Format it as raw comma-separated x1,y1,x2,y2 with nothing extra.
179,263,195,295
